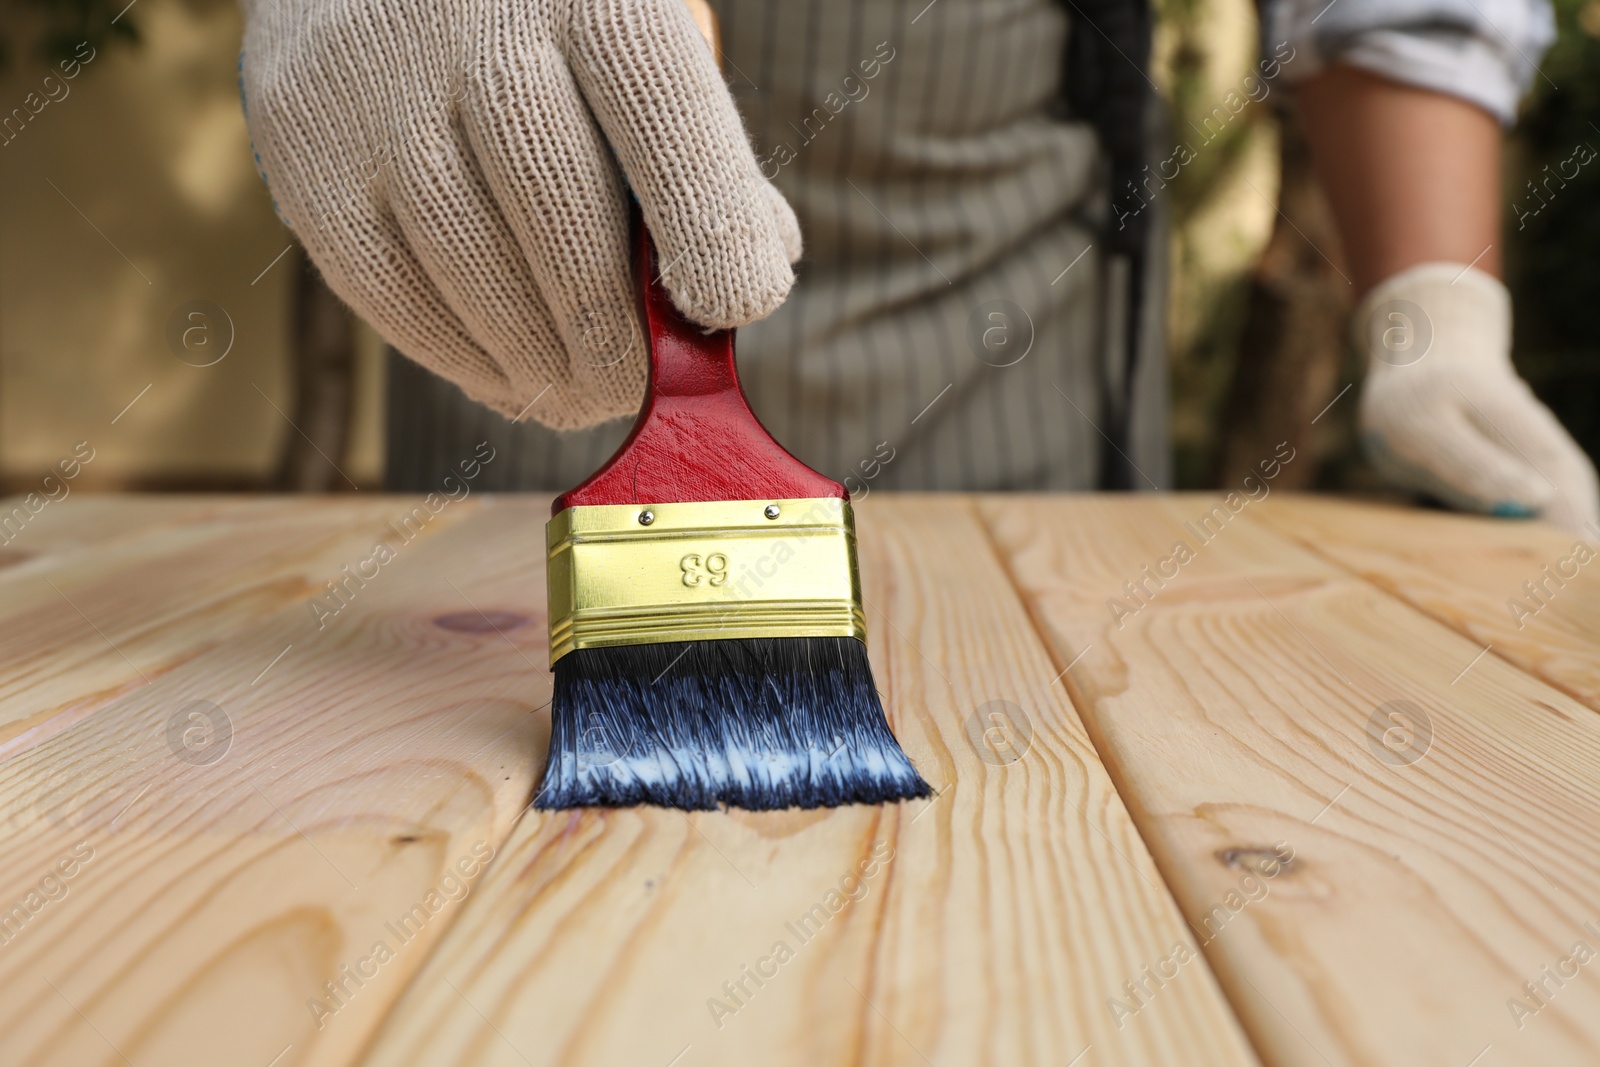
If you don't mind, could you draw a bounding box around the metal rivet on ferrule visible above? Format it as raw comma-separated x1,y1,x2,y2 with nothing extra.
764,504,781,520
638,509,655,526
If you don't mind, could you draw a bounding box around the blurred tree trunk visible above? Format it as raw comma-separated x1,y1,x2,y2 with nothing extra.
1214,107,1352,488
276,248,356,491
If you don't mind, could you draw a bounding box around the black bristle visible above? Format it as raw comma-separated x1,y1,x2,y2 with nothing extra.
535,637,932,811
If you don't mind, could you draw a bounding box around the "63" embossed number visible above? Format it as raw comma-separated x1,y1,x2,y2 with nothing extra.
679,552,729,587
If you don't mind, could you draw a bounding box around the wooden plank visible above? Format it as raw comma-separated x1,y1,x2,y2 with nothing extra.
1257,495,1600,711
0,494,257,573
356,496,1258,1067
0,497,552,1067
0,496,455,757
977,494,1600,1067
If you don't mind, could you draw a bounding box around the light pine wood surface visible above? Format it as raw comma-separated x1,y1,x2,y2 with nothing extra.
978,494,1600,1067
360,496,1254,1067
0,498,447,757
1,493,1597,1067
1256,496,1600,711
0,496,539,1067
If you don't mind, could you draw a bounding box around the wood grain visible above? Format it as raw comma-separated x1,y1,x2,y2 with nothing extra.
356,496,1257,1067
1258,495,1600,711
14,493,1598,1067
977,494,1600,1067
0,496,550,1067
1,494,235,571
0,496,455,758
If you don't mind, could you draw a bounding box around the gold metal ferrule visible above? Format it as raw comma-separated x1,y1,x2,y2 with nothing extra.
546,497,867,665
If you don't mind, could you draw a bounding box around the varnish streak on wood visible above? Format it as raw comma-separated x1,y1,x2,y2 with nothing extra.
431,611,533,634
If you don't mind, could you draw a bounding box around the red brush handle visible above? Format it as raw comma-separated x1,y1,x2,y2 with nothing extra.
552,206,844,514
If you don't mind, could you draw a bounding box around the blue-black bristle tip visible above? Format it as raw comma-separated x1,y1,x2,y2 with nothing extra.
534,637,932,811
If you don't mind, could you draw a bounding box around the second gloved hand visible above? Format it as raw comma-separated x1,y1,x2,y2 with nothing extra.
1357,263,1599,536
240,0,801,428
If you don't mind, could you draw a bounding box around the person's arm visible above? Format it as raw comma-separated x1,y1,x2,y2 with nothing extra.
1264,0,1597,533
238,0,799,431
1296,66,1501,296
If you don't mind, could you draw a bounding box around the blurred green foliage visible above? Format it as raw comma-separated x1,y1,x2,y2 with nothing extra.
0,0,139,74
1507,0,1600,465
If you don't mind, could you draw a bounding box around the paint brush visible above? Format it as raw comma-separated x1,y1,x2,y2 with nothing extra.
533,210,931,810
534,0,928,811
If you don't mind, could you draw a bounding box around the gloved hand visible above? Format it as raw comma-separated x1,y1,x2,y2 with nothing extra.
1357,263,1599,536
239,0,801,429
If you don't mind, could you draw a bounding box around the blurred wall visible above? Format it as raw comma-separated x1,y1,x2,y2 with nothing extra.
0,0,384,491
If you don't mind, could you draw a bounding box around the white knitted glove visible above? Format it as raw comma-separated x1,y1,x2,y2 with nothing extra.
239,0,801,428
1357,263,1600,535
